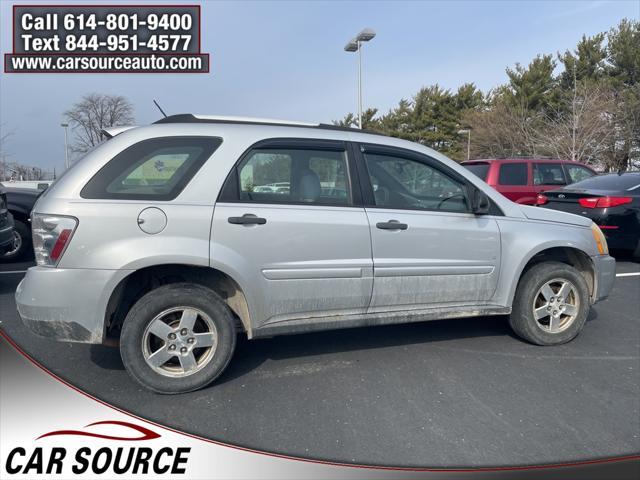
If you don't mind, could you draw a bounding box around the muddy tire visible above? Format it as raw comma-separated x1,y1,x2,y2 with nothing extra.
120,283,236,394
510,261,590,346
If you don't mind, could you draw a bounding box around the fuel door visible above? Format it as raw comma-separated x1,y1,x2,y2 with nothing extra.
137,207,167,235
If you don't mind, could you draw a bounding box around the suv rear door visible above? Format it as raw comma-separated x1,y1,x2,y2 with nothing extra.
211,139,373,328
354,143,501,312
495,162,536,204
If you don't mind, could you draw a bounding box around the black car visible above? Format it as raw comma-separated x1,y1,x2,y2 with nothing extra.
538,172,640,258
0,184,16,255
1,187,42,262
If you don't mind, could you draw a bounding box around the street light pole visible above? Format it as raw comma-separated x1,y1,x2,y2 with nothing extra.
467,130,471,161
344,28,376,130
357,40,362,129
61,123,69,170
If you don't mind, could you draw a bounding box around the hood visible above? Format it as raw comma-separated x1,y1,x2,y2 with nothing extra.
519,204,592,227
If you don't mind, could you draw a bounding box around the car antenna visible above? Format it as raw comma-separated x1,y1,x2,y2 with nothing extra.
153,99,168,118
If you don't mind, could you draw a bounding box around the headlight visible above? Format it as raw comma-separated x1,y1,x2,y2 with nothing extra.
32,213,78,267
591,223,609,255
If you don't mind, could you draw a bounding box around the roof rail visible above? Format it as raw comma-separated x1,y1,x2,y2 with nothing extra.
153,113,385,136
154,114,318,127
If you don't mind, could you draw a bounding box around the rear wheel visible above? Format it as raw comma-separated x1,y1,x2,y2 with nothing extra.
0,220,30,262
510,262,590,345
120,283,236,394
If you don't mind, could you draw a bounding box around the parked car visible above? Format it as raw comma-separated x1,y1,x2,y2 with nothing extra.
1,187,42,262
16,115,615,393
538,172,640,259
2,180,52,191
0,184,16,256
462,159,597,205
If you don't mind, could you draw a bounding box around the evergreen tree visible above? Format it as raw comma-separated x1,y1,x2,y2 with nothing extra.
558,33,607,89
505,54,559,112
607,19,640,87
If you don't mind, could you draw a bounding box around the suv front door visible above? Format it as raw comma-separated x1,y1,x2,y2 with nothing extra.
533,162,567,195
211,139,373,328
355,144,501,312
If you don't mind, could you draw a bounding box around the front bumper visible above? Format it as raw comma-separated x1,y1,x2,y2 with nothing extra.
15,266,132,343
592,254,616,303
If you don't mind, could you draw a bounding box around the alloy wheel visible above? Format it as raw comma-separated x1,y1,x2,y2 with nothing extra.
532,278,580,333
141,307,218,377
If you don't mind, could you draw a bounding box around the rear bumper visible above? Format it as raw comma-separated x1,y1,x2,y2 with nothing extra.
15,266,132,343
592,254,616,303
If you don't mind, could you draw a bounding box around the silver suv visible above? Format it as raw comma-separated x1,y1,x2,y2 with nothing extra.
16,115,616,393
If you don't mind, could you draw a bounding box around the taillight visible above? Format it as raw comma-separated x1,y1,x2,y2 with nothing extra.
579,196,633,208
31,213,78,267
535,194,548,205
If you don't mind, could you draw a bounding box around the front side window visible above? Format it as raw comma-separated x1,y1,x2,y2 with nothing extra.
81,136,221,200
364,153,468,212
498,163,528,185
238,148,351,205
533,163,567,186
564,164,595,184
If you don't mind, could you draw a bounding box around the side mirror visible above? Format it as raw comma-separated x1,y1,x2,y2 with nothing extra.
471,189,491,215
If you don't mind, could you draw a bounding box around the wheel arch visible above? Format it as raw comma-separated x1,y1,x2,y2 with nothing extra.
507,245,595,306
103,263,253,342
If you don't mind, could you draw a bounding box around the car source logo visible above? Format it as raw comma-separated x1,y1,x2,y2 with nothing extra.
558,194,565,198
5,421,191,475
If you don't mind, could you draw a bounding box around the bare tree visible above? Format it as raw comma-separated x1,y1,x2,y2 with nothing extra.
0,124,15,181
604,84,640,171
465,99,542,159
64,93,134,155
533,79,615,167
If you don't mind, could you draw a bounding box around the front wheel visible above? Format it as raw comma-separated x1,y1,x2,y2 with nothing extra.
510,261,590,345
120,283,237,394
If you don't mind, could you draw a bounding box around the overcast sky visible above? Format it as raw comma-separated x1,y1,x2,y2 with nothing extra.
1,0,638,173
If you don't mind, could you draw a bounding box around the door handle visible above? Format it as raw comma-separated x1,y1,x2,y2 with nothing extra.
376,220,408,230
228,214,267,225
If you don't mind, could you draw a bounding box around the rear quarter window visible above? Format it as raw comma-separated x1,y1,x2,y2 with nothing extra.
81,136,222,200
462,163,490,181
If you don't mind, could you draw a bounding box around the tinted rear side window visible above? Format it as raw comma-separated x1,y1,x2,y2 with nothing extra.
81,137,221,200
463,163,490,180
498,163,528,185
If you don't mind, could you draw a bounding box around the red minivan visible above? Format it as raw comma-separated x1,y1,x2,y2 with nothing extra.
461,159,598,205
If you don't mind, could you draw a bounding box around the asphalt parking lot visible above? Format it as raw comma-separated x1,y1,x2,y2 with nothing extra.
1,257,639,467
